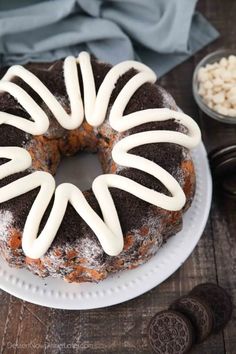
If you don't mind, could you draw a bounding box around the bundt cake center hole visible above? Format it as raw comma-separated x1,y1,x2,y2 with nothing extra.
55,151,103,191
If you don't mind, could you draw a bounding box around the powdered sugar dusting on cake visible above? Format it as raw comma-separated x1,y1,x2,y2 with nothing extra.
157,86,177,110
130,212,163,247
107,211,165,273
77,237,105,267
42,95,69,139
0,210,14,241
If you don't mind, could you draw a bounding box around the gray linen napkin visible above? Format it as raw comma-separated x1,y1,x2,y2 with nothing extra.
0,0,219,76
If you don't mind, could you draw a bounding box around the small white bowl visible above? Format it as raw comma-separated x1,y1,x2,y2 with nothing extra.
193,49,236,124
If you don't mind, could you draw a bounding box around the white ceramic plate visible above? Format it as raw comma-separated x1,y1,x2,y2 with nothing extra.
0,141,212,309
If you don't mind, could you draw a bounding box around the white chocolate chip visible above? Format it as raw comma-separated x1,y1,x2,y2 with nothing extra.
213,86,222,93
228,55,236,65
228,63,236,72
228,86,236,96
215,105,229,116
203,80,213,90
212,78,223,86
228,108,236,117
220,57,228,67
198,70,209,82
198,85,206,97
223,82,233,91
212,68,222,78
205,94,213,104
206,63,218,71
219,69,232,82
223,100,231,109
207,72,213,81
212,92,225,104
208,101,213,109
228,95,236,105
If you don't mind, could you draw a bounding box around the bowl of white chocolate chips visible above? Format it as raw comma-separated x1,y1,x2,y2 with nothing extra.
193,49,236,124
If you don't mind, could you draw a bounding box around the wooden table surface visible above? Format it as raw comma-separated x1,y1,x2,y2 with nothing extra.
0,1,235,353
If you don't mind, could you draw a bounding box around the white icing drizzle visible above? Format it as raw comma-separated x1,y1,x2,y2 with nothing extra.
0,52,201,259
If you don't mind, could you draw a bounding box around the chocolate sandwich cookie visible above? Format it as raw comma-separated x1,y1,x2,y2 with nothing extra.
190,283,233,333
170,295,213,343
148,310,194,354
209,145,236,198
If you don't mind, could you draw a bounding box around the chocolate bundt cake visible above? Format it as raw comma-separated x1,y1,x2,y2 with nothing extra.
0,52,201,283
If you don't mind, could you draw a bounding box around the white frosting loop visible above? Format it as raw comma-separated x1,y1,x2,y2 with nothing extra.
0,52,201,259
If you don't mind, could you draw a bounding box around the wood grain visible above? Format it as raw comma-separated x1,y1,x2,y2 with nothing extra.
0,0,236,353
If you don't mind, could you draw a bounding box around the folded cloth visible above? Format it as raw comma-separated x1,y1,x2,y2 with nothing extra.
0,0,219,77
